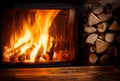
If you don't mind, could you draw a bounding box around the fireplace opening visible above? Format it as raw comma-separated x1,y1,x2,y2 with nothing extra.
1,1,120,68
1,7,78,66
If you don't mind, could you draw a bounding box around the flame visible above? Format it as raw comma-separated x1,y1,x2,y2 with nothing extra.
29,10,61,62
3,9,61,63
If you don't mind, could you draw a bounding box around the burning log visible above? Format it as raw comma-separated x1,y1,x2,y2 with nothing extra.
38,40,55,62
25,45,35,60
86,33,98,44
39,53,50,62
4,41,34,63
53,50,64,62
53,48,74,62
10,52,20,63
88,12,101,25
18,54,26,62
4,42,30,56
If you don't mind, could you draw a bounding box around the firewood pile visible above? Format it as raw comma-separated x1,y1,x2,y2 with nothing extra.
82,0,120,65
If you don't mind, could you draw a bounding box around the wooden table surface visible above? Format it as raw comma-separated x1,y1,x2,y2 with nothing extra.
0,66,120,81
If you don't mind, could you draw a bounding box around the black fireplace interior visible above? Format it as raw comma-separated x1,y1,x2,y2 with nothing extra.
0,0,120,68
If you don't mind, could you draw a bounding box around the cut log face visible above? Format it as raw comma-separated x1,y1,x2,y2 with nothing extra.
109,20,120,31
105,33,115,43
99,54,110,64
105,3,113,13
84,25,97,33
98,0,120,10
98,0,112,6
90,45,96,53
18,54,26,62
105,46,118,57
96,39,110,53
89,53,98,64
88,12,101,25
97,22,108,33
92,2,104,14
98,33,105,40
86,33,98,45
97,13,112,22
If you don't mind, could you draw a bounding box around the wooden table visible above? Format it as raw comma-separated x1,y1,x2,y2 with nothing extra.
0,66,120,81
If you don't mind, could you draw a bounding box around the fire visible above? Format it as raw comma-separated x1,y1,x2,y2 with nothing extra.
2,9,75,64
3,10,61,63
28,10,60,62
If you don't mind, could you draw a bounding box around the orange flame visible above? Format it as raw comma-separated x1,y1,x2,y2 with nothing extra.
3,9,61,63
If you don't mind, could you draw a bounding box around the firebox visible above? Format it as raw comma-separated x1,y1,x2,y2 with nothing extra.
0,2,84,67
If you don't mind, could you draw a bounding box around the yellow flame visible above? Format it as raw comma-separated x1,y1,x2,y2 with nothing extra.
4,9,61,63
29,10,60,62
14,27,31,48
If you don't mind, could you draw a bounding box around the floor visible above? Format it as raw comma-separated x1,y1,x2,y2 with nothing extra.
0,66,120,81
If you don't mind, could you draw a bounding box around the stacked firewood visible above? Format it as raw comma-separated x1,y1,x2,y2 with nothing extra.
83,0,120,65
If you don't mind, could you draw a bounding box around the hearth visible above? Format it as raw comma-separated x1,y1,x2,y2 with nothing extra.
0,2,85,68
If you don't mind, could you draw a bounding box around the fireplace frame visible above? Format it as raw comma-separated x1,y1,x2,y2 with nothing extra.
0,1,85,68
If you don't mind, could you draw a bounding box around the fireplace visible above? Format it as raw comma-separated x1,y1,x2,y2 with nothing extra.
0,2,84,67
1,0,120,68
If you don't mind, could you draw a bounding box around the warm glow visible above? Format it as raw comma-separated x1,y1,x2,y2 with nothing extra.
2,9,75,64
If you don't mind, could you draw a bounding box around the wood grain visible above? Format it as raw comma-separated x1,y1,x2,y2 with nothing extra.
0,66,120,81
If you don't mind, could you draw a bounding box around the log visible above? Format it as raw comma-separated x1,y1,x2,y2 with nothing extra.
108,20,120,31
97,13,112,22
84,24,97,33
53,50,64,62
99,54,111,65
105,33,115,43
92,1,104,14
18,54,26,62
99,0,120,10
97,22,108,33
105,46,118,57
10,52,20,63
86,33,98,45
4,41,31,57
89,53,98,64
39,53,50,62
88,12,101,25
96,39,110,53
90,45,96,53
105,3,113,13
98,33,105,40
